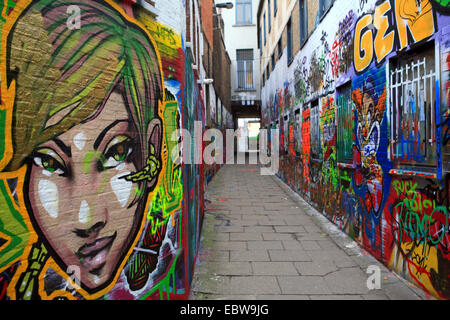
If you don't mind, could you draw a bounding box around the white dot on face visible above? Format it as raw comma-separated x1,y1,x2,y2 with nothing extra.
73,132,87,151
78,200,90,224
38,179,59,219
110,172,132,208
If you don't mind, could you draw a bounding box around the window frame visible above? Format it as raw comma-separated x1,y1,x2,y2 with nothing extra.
336,82,354,164
318,0,333,21
287,17,293,64
235,0,253,25
236,49,255,90
299,0,308,46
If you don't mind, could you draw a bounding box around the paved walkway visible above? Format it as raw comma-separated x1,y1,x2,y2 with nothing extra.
190,162,430,300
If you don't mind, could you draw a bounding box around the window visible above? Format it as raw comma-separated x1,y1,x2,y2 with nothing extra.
266,63,270,80
318,0,333,19
259,27,262,55
299,0,308,45
268,0,271,31
336,83,353,163
263,13,266,44
389,44,437,171
310,100,321,159
277,38,282,58
236,49,254,90
287,17,293,63
236,0,252,25
271,53,275,71
274,0,277,15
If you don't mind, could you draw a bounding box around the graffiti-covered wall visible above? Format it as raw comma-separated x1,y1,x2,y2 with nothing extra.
262,0,450,299
0,0,206,300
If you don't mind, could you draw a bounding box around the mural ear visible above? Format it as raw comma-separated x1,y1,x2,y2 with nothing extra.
147,117,162,159
145,118,163,190
124,118,162,187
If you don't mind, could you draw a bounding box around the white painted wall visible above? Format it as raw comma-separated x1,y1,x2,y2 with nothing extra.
214,0,261,103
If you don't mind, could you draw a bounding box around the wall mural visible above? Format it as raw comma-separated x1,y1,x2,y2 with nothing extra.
0,0,203,300
262,0,450,299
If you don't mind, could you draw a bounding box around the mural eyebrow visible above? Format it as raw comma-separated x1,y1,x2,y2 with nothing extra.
53,138,72,158
93,119,129,150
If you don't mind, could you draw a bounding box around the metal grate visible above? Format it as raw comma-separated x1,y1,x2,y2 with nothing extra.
390,51,437,167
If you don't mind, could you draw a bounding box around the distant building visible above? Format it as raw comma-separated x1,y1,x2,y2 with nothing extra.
215,0,261,121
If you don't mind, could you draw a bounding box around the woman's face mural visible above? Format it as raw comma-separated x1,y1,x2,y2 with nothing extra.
28,92,142,289
0,0,166,298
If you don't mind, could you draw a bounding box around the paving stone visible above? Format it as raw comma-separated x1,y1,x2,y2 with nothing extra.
258,219,287,226
207,262,253,276
274,226,307,233
230,232,263,241
323,268,371,295
294,261,338,276
262,233,295,241
309,295,364,300
198,250,230,262
191,274,231,295
269,250,312,262
247,241,284,250
244,226,275,233
257,295,310,300
214,241,247,251
229,276,281,295
252,262,299,276
382,282,422,300
230,250,271,262
361,292,391,300
282,240,304,250
277,276,331,295
215,226,245,233
300,240,322,251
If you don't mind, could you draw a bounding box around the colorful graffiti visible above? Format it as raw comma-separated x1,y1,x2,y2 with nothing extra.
0,0,204,300
261,0,450,299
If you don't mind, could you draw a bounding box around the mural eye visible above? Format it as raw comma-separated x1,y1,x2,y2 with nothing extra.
33,148,66,176
103,136,133,169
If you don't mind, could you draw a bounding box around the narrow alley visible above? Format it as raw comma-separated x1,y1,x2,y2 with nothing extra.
190,161,427,300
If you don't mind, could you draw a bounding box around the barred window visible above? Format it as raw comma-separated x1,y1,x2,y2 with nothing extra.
389,44,437,171
336,83,353,163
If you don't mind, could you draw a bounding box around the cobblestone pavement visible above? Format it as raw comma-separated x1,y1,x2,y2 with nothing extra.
190,162,431,300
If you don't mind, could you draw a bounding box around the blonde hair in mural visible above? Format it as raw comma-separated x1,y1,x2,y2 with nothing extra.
0,0,172,299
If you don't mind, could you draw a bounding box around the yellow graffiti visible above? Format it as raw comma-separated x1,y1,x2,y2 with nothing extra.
354,0,435,73
395,0,434,51
354,15,374,73
374,0,395,64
